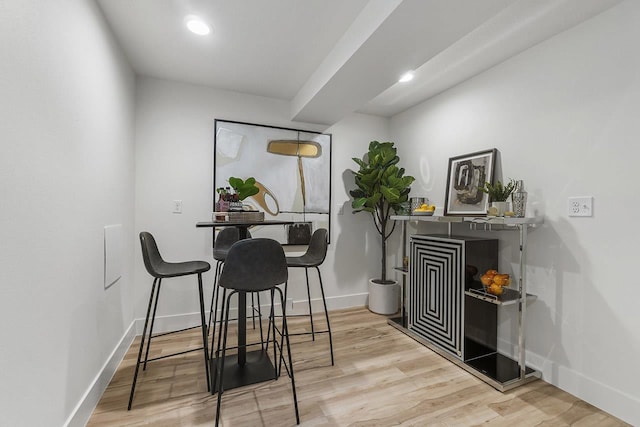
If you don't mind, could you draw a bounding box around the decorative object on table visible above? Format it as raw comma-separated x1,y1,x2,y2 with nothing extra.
350,140,415,315
410,197,427,212
479,269,511,296
479,178,516,217
216,176,259,212
396,201,411,215
444,149,496,216
215,187,231,212
214,119,331,245
286,222,312,244
229,176,259,201
511,180,528,217
226,210,265,222
412,202,435,216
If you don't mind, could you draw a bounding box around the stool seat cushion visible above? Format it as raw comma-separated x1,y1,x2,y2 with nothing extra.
285,228,328,268
285,254,321,268
152,260,211,278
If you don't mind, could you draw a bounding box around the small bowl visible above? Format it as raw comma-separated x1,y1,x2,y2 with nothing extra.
412,210,434,216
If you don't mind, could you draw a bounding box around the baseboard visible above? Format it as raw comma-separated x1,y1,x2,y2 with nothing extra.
496,338,638,426
290,292,368,315
63,321,136,427
145,292,370,330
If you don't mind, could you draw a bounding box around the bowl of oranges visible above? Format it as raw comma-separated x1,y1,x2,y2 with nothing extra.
413,203,436,216
480,269,511,296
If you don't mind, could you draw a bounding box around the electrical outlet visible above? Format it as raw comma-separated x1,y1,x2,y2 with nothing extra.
568,196,593,217
173,200,182,214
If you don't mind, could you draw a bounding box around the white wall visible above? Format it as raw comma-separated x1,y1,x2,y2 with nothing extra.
134,77,391,331
390,1,640,424
0,0,136,425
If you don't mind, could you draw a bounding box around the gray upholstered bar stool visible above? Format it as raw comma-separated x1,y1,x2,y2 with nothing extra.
214,238,299,426
128,231,211,410
285,228,334,365
208,228,262,356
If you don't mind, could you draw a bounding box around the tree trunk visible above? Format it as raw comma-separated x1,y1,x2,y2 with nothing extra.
380,218,386,281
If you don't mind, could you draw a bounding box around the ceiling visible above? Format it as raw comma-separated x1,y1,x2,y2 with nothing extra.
96,0,621,126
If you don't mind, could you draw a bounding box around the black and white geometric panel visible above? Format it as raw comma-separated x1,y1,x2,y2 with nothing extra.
409,236,464,359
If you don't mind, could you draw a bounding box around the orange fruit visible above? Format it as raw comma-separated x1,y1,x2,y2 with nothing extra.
493,274,510,286
480,274,493,286
488,284,503,295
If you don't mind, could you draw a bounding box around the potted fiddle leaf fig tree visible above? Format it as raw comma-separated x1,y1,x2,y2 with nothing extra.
350,141,415,314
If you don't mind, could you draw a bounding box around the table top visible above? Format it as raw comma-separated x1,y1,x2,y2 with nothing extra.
196,220,294,228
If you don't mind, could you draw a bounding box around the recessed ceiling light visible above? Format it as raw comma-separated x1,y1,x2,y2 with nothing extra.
399,71,414,83
186,17,210,35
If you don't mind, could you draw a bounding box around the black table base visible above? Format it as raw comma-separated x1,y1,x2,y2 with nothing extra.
209,350,276,392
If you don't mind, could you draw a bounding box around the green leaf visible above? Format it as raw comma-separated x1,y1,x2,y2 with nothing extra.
228,176,260,201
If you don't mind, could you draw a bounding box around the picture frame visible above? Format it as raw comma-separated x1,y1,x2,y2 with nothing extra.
444,148,496,216
214,119,332,244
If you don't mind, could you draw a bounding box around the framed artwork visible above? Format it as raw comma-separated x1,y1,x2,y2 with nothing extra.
444,149,496,216
214,119,332,244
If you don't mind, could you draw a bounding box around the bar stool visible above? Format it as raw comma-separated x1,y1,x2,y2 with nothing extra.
208,228,262,357
128,231,211,410
214,238,299,426
285,228,334,365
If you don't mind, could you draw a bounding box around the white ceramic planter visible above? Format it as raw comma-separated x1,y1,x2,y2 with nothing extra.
368,279,399,315
491,201,509,217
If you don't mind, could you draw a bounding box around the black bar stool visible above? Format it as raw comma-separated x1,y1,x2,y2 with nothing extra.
284,228,334,365
213,238,299,426
208,228,262,357
128,231,211,410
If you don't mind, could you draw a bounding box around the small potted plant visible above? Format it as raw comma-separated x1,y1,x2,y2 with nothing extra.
350,141,415,314
479,179,515,216
216,176,259,211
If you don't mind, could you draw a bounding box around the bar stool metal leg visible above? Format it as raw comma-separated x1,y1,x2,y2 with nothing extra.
143,279,162,370
215,290,234,427
128,277,158,410
197,272,211,392
305,268,315,340
275,286,300,424
315,266,334,366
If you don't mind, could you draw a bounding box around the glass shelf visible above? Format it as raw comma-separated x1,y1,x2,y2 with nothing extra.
465,285,537,306
390,215,543,226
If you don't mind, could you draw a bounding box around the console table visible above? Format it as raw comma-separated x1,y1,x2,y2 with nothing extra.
389,215,543,391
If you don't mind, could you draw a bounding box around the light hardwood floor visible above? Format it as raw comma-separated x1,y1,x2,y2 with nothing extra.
88,307,627,426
